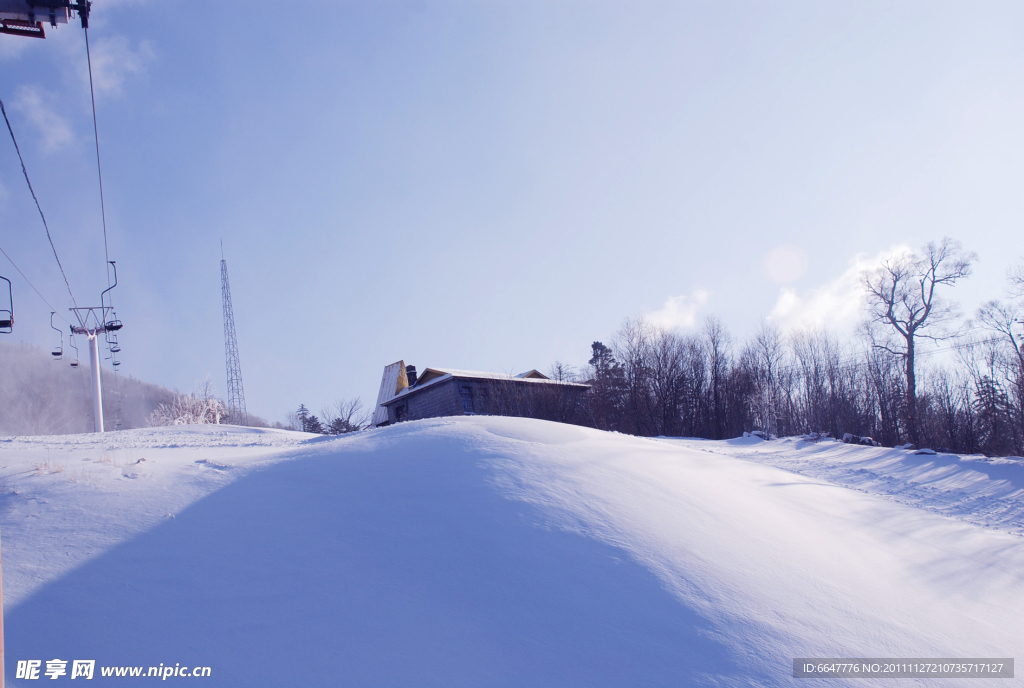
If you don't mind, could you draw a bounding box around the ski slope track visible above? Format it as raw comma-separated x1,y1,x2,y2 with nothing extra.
0,418,1020,686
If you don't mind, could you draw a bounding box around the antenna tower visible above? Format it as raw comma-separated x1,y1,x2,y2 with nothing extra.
221,245,247,426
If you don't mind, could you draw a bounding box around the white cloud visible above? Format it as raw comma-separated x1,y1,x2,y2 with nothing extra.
81,35,154,96
12,85,73,151
768,245,913,331
646,288,711,330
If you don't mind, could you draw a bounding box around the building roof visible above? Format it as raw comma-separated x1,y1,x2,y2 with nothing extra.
371,361,409,426
415,368,548,385
382,367,589,407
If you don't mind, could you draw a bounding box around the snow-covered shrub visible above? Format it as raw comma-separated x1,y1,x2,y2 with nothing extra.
149,380,226,426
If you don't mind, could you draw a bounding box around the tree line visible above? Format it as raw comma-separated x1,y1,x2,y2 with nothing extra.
562,239,1024,456
290,399,370,435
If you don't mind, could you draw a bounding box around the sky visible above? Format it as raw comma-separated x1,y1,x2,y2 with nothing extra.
1,0,1023,424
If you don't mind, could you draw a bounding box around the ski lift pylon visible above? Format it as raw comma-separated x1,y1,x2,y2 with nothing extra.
0,0,91,38
0,18,45,37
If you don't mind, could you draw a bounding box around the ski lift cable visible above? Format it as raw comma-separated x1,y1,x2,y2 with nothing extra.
1,97,80,308
0,242,71,324
83,27,112,292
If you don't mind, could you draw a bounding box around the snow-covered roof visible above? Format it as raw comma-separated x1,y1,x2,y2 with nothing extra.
383,367,588,406
427,368,526,381
387,370,451,401
420,367,587,386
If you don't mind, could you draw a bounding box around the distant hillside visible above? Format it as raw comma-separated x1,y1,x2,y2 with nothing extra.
0,341,176,436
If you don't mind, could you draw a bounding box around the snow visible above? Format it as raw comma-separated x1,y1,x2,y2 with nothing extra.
1,418,1022,686
673,436,1024,536
0,425,311,610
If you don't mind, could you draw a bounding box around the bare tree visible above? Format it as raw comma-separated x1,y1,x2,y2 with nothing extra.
318,404,337,432
924,365,977,453
746,321,786,438
791,329,838,435
547,361,578,383
977,300,1024,377
1008,257,1024,298
283,410,301,431
614,318,657,435
703,317,731,439
647,328,689,436
862,238,975,444
322,397,370,434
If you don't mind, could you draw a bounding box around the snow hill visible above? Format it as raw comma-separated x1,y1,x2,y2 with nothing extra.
2,417,1022,686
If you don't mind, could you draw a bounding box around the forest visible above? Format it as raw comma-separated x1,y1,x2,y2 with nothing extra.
4,239,1021,458
564,239,1023,456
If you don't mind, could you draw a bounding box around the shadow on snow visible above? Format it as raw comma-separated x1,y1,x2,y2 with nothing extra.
6,434,744,687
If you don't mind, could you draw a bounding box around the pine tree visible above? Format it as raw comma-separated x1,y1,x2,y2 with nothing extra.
587,341,625,431
327,416,357,434
296,404,325,433
304,414,325,434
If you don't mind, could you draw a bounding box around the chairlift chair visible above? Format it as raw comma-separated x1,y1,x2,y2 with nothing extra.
68,335,80,368
50,312,63,359
100,262,122,331
0,275,12,334
104,319,122,354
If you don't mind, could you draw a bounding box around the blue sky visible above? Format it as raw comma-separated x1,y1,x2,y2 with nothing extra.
2,0,1023,423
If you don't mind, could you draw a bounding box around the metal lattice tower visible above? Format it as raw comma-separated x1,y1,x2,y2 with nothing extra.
221,248,248,426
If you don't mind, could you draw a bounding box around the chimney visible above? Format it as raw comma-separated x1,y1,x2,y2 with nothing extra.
406,365,418,386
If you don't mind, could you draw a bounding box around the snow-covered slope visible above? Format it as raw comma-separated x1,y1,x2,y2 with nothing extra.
2,418,1021,686
675,435,1024,536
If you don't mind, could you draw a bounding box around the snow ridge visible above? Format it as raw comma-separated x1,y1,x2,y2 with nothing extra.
684,437,1024,537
